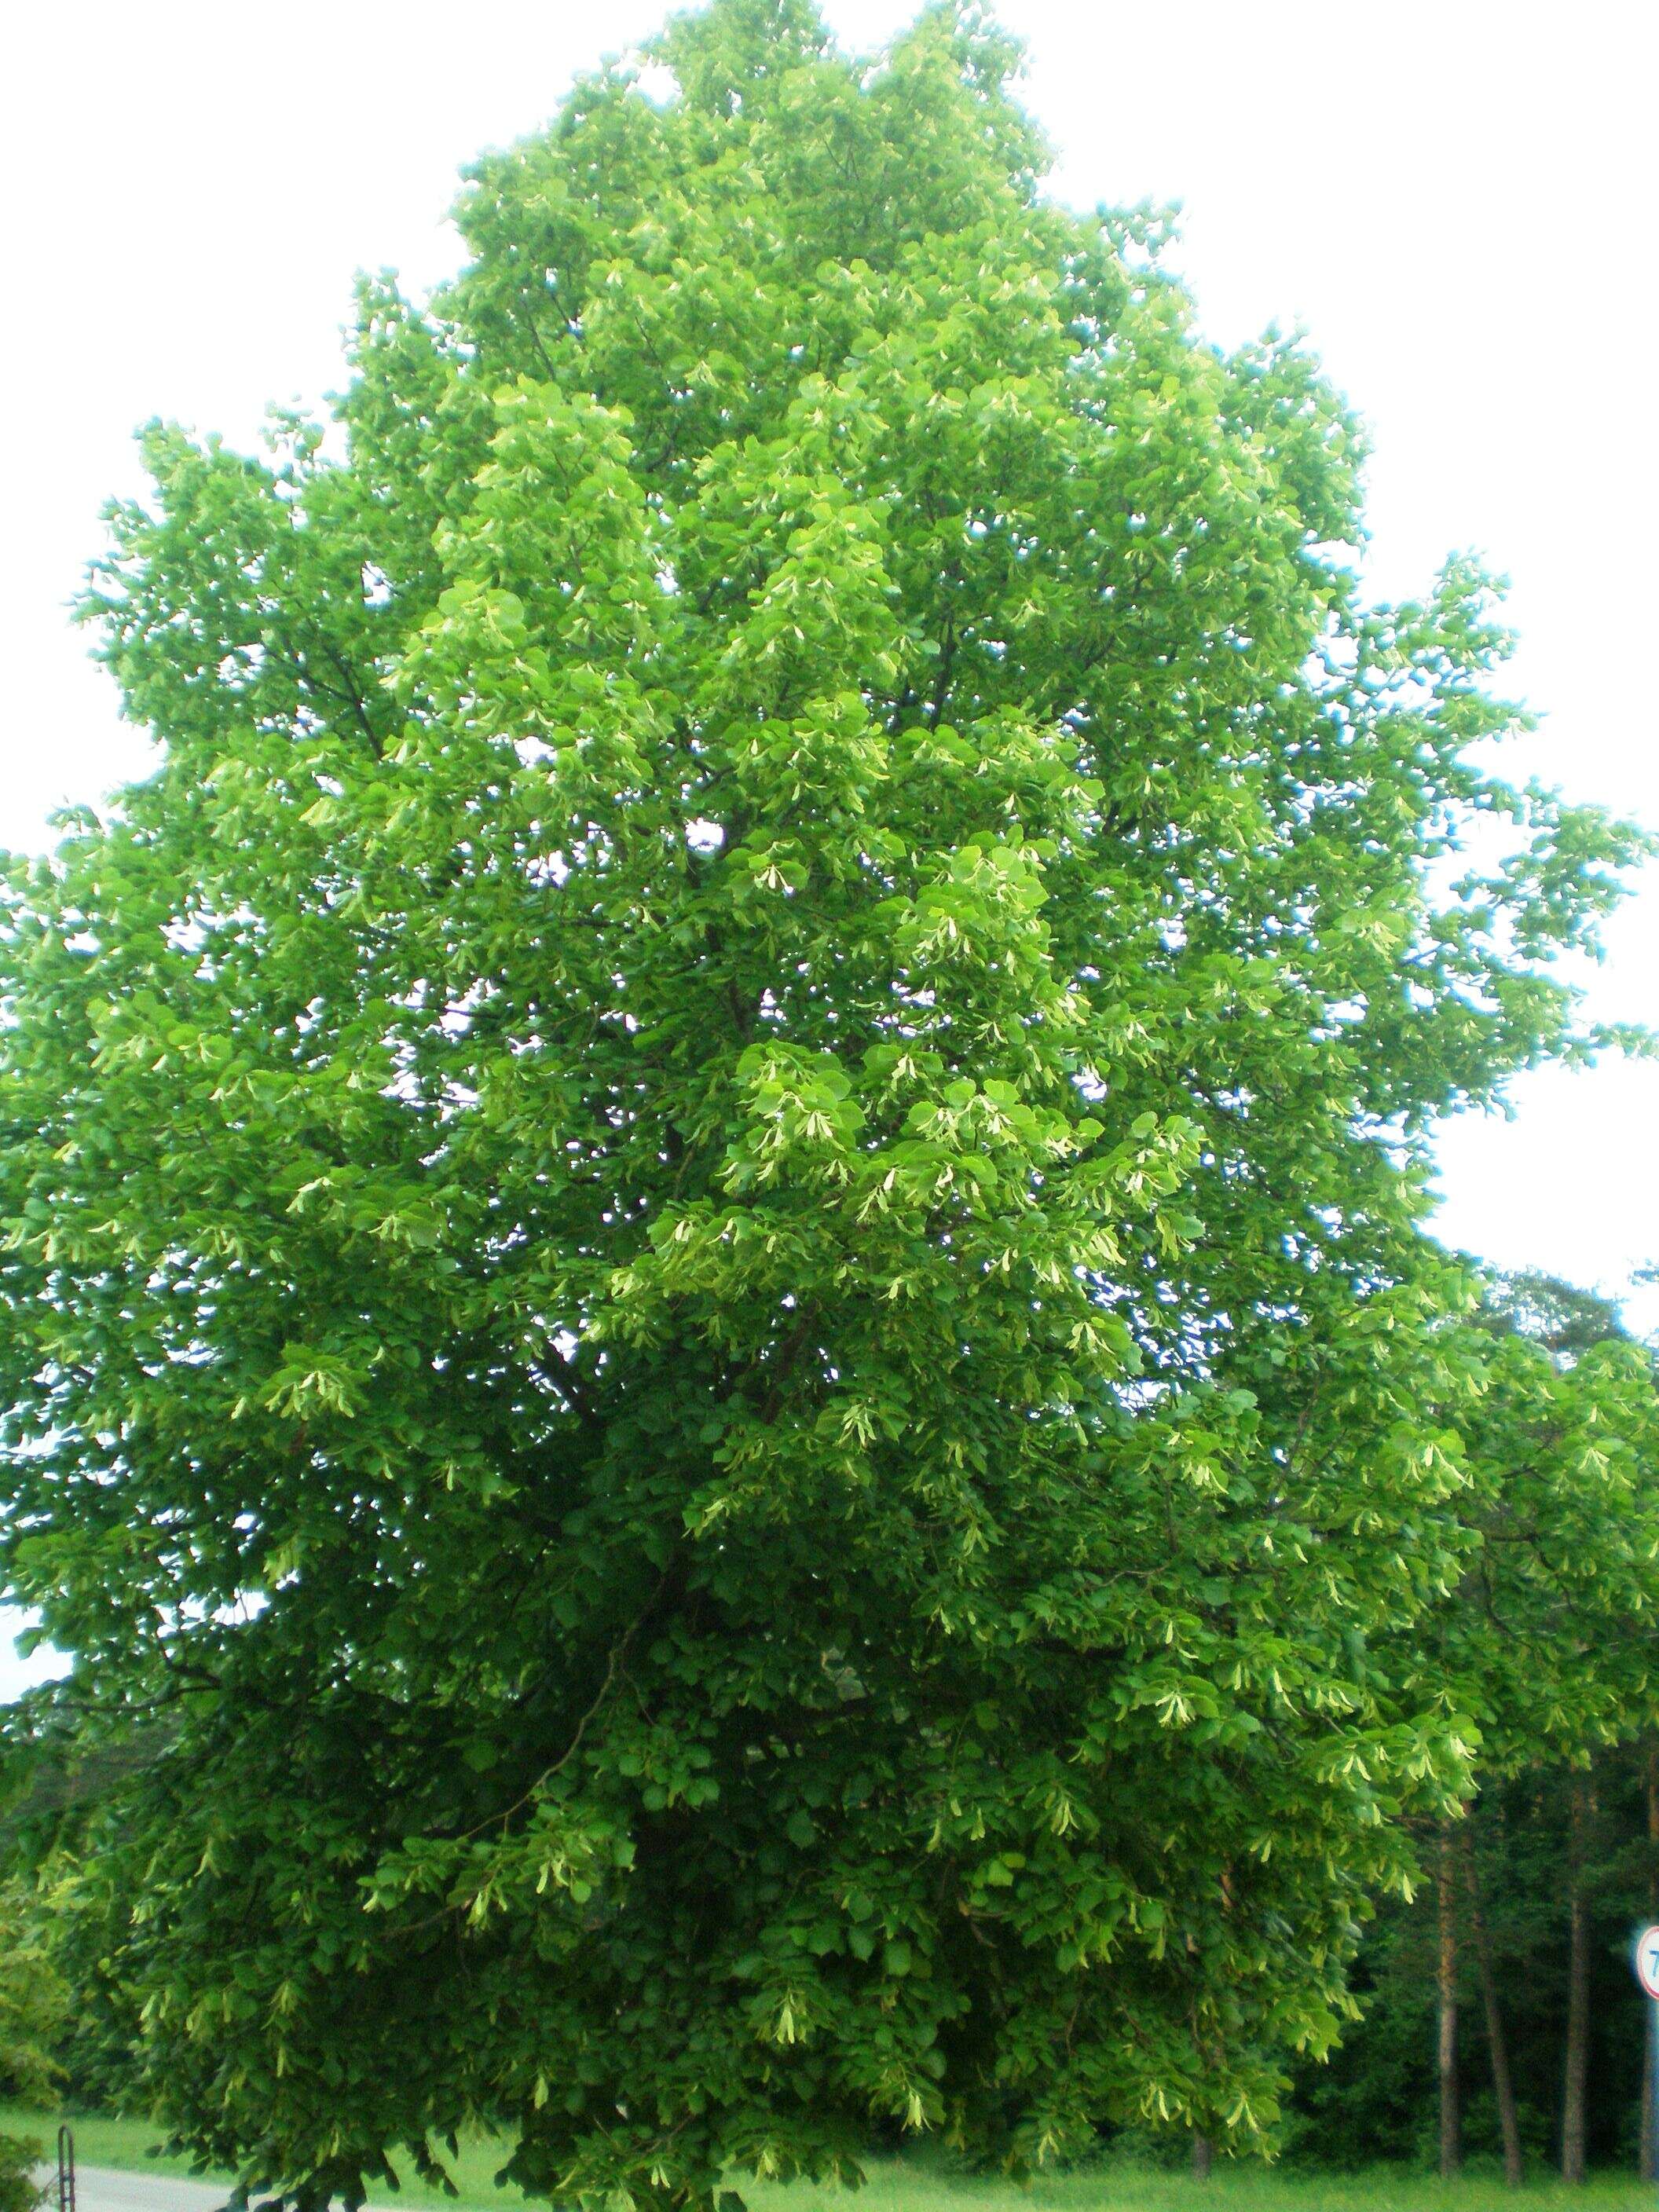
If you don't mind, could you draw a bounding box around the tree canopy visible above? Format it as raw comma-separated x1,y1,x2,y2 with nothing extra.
0,4,1647,2207
1289,1282,1659,2181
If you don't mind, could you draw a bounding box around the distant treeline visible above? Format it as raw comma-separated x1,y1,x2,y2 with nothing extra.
1287,1751,1654,2174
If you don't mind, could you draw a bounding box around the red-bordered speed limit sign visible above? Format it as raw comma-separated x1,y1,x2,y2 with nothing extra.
1635,1924,1659,1999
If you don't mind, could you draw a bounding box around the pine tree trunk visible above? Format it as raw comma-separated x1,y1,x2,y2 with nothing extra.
1463,1822,1523,2186
1439,1822,1461,2180
1561,1774,1591,2185
1192,2133,1213,2181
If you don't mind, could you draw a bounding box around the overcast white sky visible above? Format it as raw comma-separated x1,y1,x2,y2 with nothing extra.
1,2,1655,1695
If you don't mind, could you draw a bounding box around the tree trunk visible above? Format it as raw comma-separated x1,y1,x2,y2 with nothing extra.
1192,2133,1213,2181
1561,1774,1591,2185
1644,1749,1659,2185
1439,1822,1461,2180
1463,1822,1523,2186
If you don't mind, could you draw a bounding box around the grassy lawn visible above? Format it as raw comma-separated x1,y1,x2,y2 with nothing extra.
3,2105,234,2186
752,2163,1656,2212
3,2108,1650,2212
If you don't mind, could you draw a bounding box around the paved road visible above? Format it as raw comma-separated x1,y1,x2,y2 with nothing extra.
46,2163,398,2212
41,2166,233,2212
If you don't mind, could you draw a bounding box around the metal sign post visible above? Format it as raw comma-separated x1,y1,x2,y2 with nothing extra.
1635,1926,1659,2179
55,2126,74,2212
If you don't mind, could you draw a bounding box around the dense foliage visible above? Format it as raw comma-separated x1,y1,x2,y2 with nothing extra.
0,4,1647,2207
1286,1283,1659,2180
0,2143,43,2212
0,1876,64,2212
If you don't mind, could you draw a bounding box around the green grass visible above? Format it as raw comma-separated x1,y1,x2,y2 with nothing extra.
2,2108,1650,2212
1,2105,236,2186
750,2162,1657,2212
2,2106,533,2204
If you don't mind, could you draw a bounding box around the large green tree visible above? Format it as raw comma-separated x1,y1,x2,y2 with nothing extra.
0,4,1646,2205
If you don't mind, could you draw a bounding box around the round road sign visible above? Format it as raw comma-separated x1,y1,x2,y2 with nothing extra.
1635,1924,1659,1999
